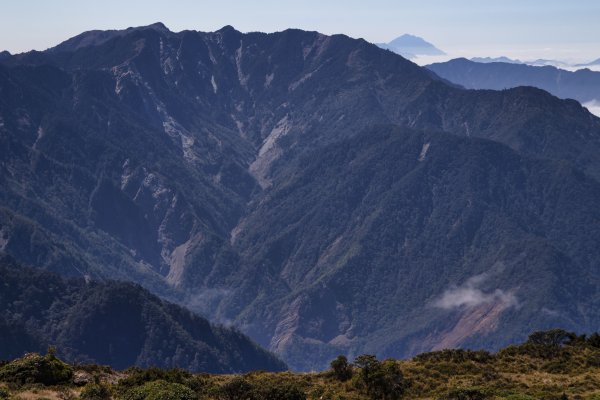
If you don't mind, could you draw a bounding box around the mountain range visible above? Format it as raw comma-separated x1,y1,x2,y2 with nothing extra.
427,57,600,108
470,56,522,64
470,56,600,69
1,23,600,371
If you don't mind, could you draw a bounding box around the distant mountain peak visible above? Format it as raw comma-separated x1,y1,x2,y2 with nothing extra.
389,33,433,47
145,21,170,32
217,24,238,33
376,34,445,59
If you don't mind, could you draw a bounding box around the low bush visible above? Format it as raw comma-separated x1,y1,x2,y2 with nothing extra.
80,382,111,399
218,377,254,400
0,351,73,386
120,380,197,400
441,387,489,400
118,367,192,388
503,395,537,400
414,349,493,364
586,354,600,367
218,377,306,400
254,381,306,400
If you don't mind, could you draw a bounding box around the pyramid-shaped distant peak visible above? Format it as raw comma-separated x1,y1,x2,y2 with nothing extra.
145,22,170,31
377,33,445,58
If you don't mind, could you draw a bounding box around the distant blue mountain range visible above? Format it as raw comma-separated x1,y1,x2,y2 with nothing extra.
576,57,600,67
428,57,600,106
470,56,522,64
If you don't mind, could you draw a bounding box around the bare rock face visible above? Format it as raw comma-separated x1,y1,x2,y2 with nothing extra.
1,24,600,370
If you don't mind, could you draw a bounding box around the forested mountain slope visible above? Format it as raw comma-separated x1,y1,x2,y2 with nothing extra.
0,256,286,373
1,24,600,370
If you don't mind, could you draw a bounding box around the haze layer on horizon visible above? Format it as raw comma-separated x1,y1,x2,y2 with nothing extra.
1,0,599,63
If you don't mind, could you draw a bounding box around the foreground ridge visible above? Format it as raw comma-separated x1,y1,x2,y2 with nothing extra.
1,329,599,399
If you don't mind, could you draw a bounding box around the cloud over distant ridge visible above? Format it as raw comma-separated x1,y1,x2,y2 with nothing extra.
583,100,600,117
434,270,518,310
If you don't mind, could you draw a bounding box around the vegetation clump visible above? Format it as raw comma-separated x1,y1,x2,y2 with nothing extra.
353,354,408,400
119,367,193,388
121,379,197,400
217,376,254,400
0,347,73,386
442,387,489,400
330,355,353,381
414,349,493,364
79,381,111,400
216,376,306,400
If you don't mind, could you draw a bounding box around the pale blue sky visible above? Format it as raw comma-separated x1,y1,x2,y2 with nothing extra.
1,0,599,62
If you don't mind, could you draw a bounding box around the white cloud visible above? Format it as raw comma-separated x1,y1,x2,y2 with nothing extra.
583,100,600,117
433,270,518,310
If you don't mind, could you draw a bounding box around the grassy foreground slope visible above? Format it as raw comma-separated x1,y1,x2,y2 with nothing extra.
1,330,600,400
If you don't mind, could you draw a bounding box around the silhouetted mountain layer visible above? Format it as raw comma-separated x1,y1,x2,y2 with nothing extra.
428,58,600,103
0,255,286,372
1,24,600,370
471,56,521,64
576,57,600,67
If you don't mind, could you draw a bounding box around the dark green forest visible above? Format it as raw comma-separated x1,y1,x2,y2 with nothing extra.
0,255,285,373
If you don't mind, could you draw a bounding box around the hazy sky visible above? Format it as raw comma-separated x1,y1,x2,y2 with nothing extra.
1,0,599,63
